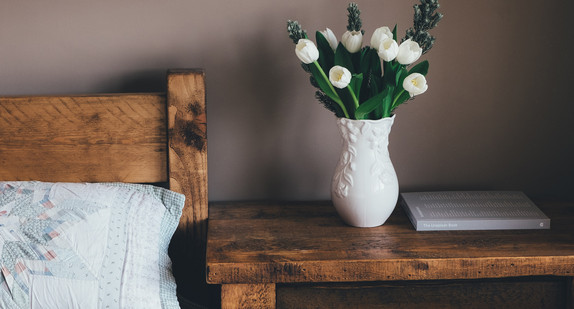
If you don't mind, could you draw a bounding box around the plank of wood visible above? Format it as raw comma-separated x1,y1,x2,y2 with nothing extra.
206,201,574,284
166,69,210,305
167,69,208,231
276,277,569,309
221,284,276,309
0,94,167,183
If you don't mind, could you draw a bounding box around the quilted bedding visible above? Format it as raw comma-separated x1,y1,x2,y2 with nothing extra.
0,181,184,309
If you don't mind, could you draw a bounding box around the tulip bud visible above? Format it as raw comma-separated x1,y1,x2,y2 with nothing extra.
341,31,363,53
377,38,399,62
295,39,320,64
320,28,338,51
329,66,352,89
370,26,393,51
403,73,428,97
396,39,423,65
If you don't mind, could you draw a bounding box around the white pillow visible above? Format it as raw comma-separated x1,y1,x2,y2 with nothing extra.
0,181,184,309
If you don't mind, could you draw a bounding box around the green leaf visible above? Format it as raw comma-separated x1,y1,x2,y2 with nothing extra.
359,48,380,76
358,48,382,102
308,62,339,102
370,49,382,78
395,65,409,88
355,87,390,120
333,86,355,118
392,24,397,41
383,61,401,88
360,47,369,61
369,72,380,98
391,89,411,111
408,60,429,76
316,31,335,72
349,73,363,101
334,43,355,74
382,86,395,117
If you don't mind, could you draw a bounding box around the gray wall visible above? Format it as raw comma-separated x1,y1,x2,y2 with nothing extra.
1,0,573,201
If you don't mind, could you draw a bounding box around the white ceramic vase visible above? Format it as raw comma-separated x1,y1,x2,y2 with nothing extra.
331,115,399,227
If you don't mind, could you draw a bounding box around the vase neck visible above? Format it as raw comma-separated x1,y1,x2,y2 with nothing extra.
336,116,395,146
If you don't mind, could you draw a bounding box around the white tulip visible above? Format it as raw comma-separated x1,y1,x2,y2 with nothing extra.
403,73,428,97
341,30,363,53
377,38,399,62
320,28,338,51
329,66,352,89
396,39,423,65
370,26,393,51
295,39,319,64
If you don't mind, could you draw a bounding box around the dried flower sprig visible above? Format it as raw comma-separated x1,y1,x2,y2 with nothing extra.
346,3,364,34
287,20,307,44
404,0,443,54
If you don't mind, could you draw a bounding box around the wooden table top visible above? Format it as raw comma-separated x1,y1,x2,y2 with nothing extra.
205,201,574,285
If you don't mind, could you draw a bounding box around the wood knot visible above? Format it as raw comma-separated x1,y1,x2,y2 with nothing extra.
169,100,207,151
414,261,429,271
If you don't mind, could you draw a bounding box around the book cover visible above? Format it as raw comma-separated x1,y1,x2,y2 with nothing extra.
400,191,550,231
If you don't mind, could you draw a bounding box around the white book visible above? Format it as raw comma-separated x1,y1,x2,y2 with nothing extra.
400,191,550,231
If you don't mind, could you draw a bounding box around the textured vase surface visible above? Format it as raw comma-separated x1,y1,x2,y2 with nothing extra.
331,115,399,227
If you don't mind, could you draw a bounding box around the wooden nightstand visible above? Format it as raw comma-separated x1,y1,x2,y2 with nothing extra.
206,201,574,308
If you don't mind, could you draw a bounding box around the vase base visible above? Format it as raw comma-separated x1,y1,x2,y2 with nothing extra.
332,197,396,228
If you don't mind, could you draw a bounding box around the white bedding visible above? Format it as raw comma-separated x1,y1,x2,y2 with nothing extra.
0,182,184,309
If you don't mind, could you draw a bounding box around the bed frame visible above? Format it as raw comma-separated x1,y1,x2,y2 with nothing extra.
0,69,209,306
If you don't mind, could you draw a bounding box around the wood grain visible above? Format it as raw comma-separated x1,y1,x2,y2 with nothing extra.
166,69,211,305
206,201,574,284
1,69,211,306
0,94,167,183
207,201,574,307
222,284,276,309
276,277,569,309
167,69,208,232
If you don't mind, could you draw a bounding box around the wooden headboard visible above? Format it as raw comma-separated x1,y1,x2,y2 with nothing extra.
0,69,209,305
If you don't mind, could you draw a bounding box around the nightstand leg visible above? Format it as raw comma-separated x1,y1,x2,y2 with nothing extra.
221,283,276,309
569,277,574,309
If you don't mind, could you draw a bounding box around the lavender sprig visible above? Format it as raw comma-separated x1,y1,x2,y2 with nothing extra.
404,0,443,54
346,3,364,34
287,20,307,44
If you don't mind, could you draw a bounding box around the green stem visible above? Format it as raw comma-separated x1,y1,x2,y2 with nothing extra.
391,89,406,110
312,61,350,118
347,85,360,109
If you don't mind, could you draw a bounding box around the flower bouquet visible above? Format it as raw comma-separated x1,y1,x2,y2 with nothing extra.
287,0,442,120
287,1,443,227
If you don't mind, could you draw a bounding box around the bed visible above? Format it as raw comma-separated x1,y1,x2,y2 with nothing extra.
0,69,208,308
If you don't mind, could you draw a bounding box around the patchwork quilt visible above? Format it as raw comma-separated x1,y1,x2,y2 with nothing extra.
0,182,184,309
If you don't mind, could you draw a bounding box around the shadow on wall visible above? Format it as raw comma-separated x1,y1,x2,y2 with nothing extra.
79,14,323,200
95,69,167,93
205,15,309,200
